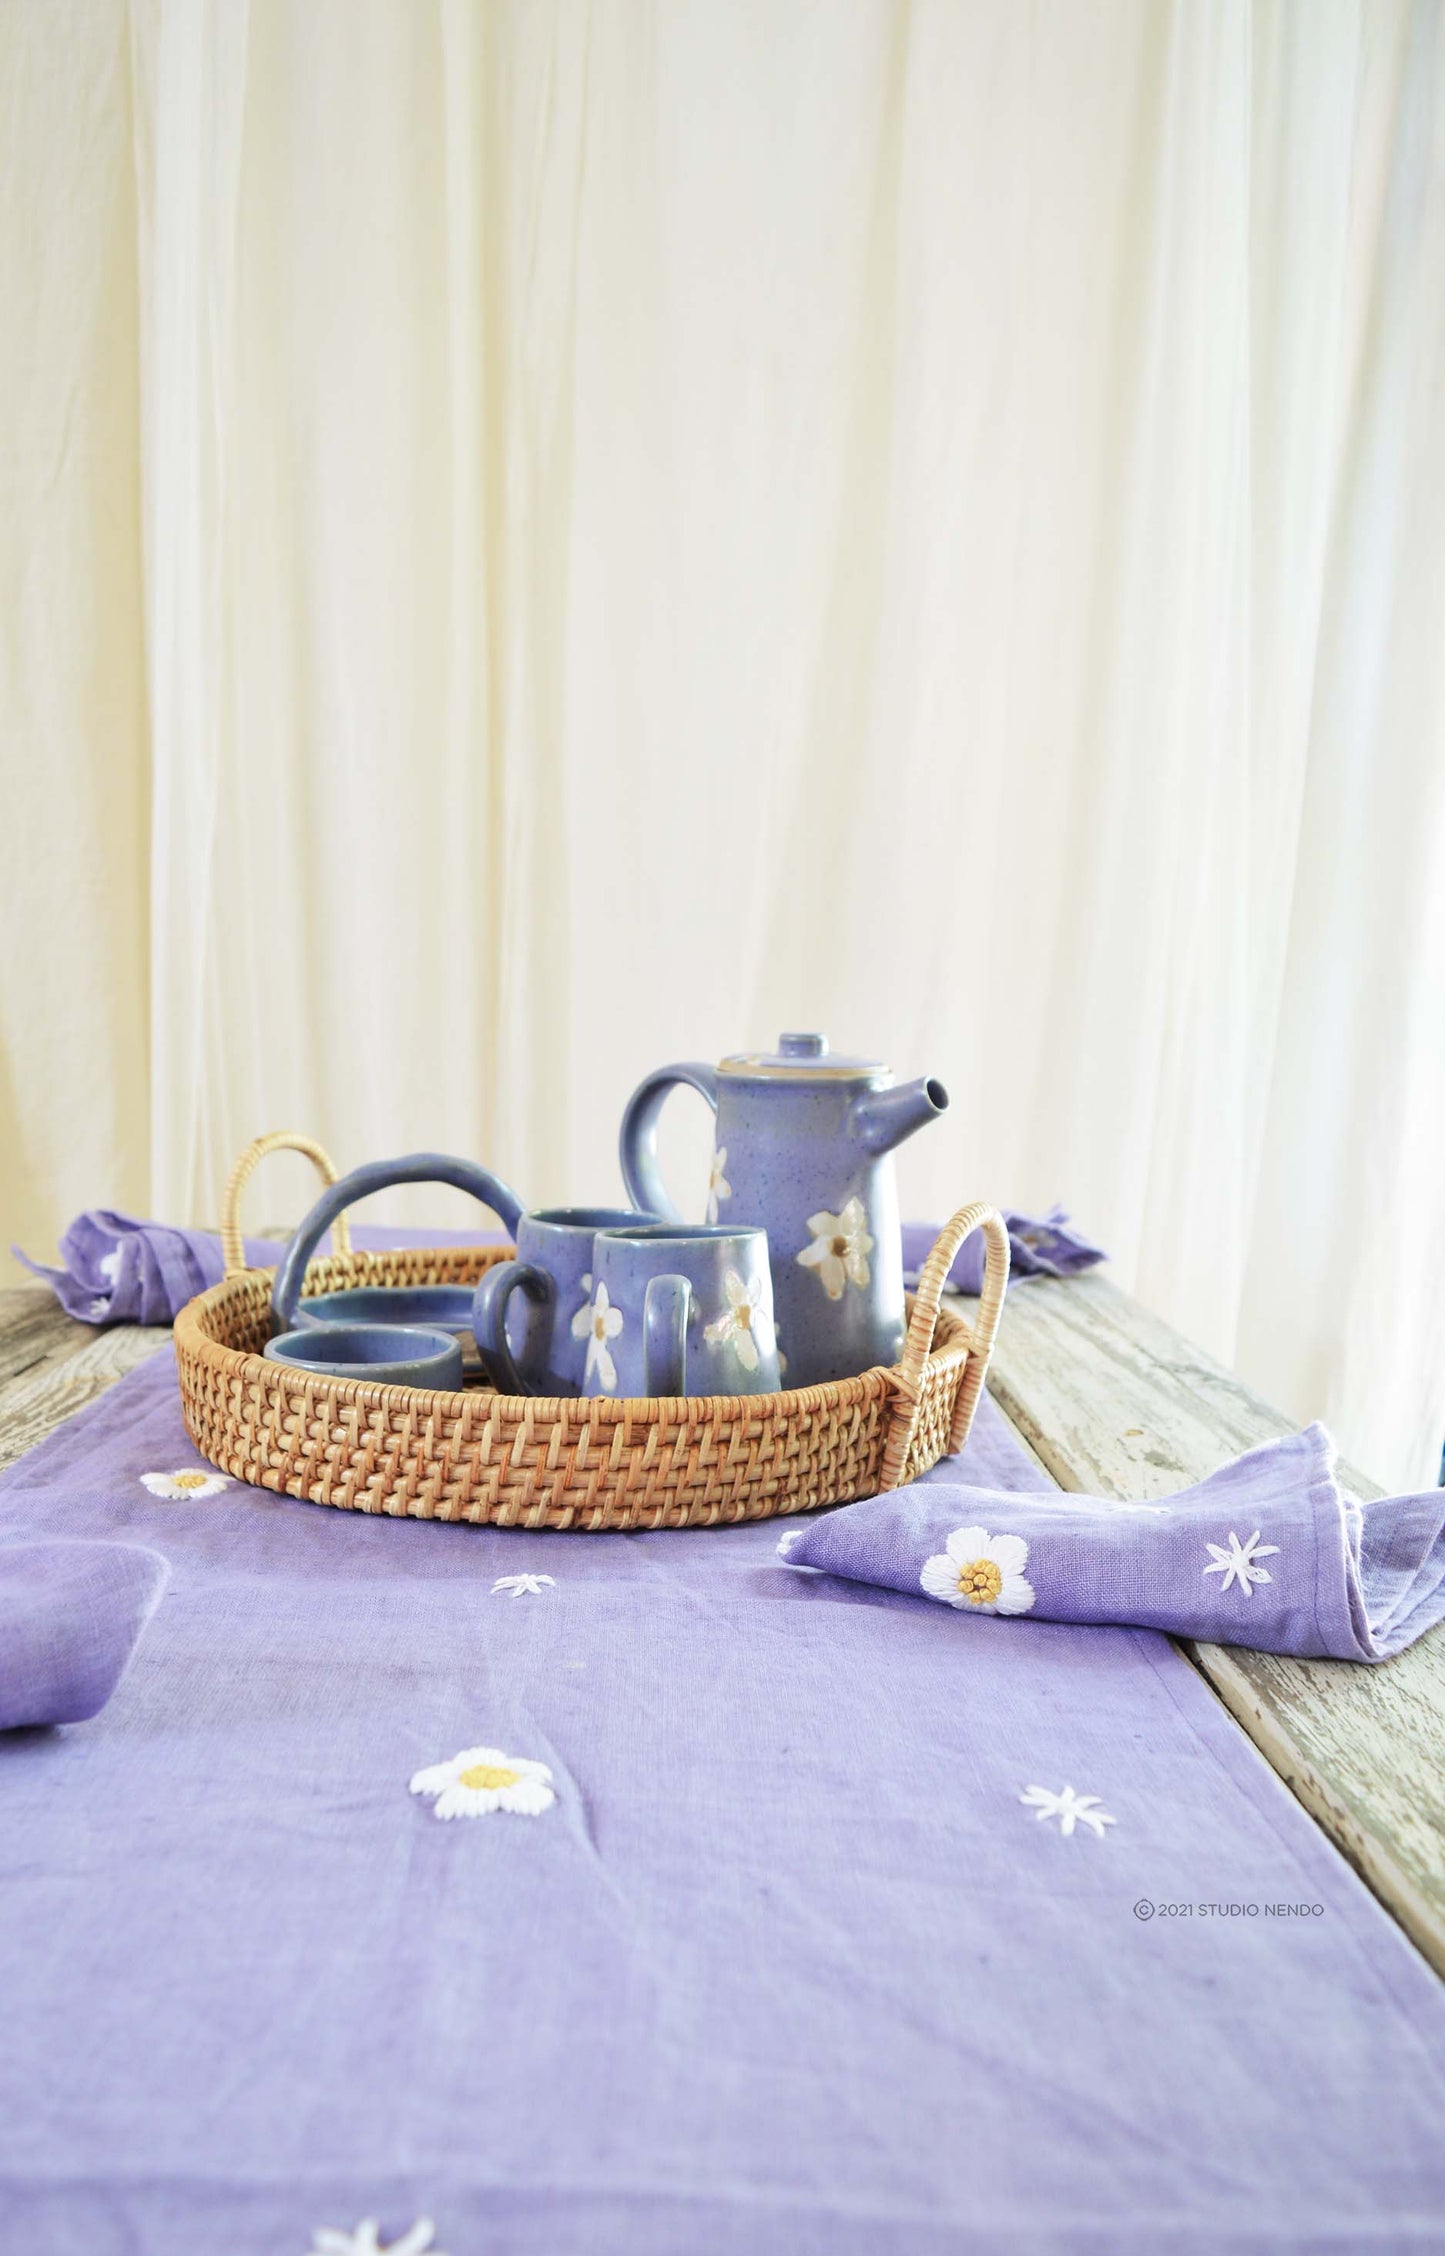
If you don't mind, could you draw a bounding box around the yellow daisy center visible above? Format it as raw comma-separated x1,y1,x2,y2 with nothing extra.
593,1313,606,1340
737,1303,752,1329
831,1235,848,1258
170,1472,210,1491
956,1557,1003,1605
459,1762,520,1791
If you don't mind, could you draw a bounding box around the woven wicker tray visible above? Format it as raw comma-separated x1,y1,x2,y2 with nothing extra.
175,1134,1009,1533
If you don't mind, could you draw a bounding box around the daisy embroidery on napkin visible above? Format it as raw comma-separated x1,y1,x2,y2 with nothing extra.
140,1469,231,1500
410,1746,555,1821
491,1574,555,1599
920,1527,1035,1614
796,1197,874,1300
1203,1529,1280,1598
309,2220,447,2256
572,1280,623,1391
1019,1784,1117,1839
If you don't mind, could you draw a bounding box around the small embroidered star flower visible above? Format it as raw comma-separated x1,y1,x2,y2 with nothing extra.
775,1528,804,1556
571,1280,623,1391
1019,1784,1117,1839
309,2221,448,2256
140,1469,231,1500
99,1246,125,1287
706,1146,732,1224
491,1573,555,1599
1203,1528,1280,1597
703,1269,774,1371
796,1197,874,1301
920,1526,1035,1614
410,1745,555,1820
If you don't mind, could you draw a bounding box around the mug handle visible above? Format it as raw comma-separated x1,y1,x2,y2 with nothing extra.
618,1063,719,1224
270,1153,527,1333
472,1261,554,1395
642,1274,690,1398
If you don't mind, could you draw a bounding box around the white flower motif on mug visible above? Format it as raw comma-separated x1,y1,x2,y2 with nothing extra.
920,1526,1035,1614
796,1197,874,1301
309,2222,448,2256
706,1146,732,1225
703,1269,773,1372
140,1469,232,1500
571,1280,623,1391
409,1745,555,1821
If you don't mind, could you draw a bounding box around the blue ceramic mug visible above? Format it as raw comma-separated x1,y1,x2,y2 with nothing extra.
582,1224,780,1399
472,1206,654,1396
271,1153,526,1338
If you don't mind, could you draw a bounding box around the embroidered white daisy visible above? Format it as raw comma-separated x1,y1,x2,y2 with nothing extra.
140,1469,231,1500
1203,1528,1280,1597
703,1268,774,1372
920,1526,1035,1614
775,1527,804,1556
410,1745,555,1821
99,1246,125,1288
1019,1784,1116,1839
796,1197,874,1301
706,1146,732,1224
309,2222,447,2256
491,1573,555,1599
571,1280,623,1392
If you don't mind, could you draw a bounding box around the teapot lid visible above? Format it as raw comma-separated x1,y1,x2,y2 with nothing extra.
718,1031,890,1083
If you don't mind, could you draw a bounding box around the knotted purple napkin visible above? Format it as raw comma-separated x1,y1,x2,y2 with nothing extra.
902,1205,1105,1294
777,1424,1445,1662
13,1211,284,1326
0,1540,170,1727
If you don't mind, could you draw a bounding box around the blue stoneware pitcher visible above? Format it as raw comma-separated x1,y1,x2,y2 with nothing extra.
271,1154,526,1339
619,1033,948,1387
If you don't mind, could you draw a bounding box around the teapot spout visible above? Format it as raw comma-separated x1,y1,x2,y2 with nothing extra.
852,1075,950,1158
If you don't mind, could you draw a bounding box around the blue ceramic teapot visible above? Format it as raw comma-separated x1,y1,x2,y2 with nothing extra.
619,1033,948,1387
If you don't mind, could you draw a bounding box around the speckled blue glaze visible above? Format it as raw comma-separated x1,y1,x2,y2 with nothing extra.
584,1224,779,1399
471,1206,647,1397
619,1034,948,1388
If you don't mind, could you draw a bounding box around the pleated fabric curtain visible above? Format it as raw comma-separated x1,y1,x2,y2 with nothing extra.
1,0,1443,1487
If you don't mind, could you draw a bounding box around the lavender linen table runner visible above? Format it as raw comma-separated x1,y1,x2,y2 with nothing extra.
2,1351,1444,2250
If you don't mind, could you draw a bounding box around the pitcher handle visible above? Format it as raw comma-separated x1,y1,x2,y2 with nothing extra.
270,1153,527,1334
618,1063,720,1224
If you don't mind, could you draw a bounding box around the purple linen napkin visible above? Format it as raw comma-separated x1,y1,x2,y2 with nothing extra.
14,1215,508,1325
12,1211,285,1326
778,1423,1445,1662
902,1203,1105,1293
0,1539,169,1727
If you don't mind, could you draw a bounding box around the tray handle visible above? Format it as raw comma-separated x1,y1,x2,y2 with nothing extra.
879,1202,1010,1488
221,1133,352,1278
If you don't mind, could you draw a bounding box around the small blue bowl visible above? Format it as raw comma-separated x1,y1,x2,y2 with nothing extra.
263,1323,464,1392
294,1285,476,1334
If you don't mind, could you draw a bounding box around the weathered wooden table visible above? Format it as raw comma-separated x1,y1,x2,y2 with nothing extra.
3,1267,1442,1976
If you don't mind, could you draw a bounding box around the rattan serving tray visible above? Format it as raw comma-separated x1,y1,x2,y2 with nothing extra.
174,1134,1009,1533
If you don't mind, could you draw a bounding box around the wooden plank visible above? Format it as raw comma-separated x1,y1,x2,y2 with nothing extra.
972,1270,1445,1978
0,1286,170,1475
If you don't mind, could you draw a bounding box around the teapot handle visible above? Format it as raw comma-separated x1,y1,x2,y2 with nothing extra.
270,1153,526,1334
618,1062,719,1224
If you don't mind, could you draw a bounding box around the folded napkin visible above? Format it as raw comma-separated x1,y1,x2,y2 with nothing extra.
13,1210,286,1326
902,1204,1106,1295
0,1539,169,1728
777,1424,1445,1662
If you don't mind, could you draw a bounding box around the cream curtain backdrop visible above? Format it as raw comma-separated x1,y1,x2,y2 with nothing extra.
2,0,1443,1488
